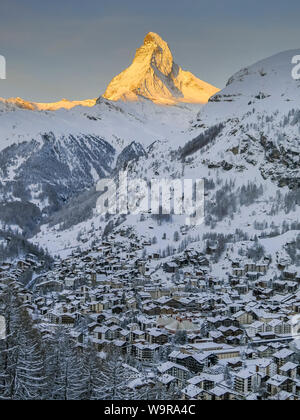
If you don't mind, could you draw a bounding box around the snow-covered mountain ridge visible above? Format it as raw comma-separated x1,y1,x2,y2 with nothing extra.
0,97,97,111
204,49,300,120
0,98,200,233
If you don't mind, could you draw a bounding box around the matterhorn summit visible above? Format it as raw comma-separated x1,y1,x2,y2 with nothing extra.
103,32,219,105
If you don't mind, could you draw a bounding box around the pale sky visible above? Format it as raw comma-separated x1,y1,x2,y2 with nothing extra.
0,0,299,101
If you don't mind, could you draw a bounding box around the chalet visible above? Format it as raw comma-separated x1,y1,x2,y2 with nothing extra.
283,268,297,281
231,260,241,269
232,268,245,277
169,351,208,374
137,316,156,331
246,272,260,281
146,328,168,345
131,329,146,342
233,311,254,325
35,279,63,293
206,242,218,255
273,349,295,370
133,343,160,362
279,362,298,379
54,313,76,325
187,373,224,392
277,259,290,271
202,386,239,401
244,261,257,272
273,280,288,293
18,291,33,304
89,301,104,313
218,326,243,338
158,362,191,385
266,319,292,335
251,359,277,378
182,384,204,400
207,316,240,329
292,302,300,313
247,321,264,337
109,340,128,355
256,263,268,274
150,252,160,260
257,332,276,340
211,347,241,361
163,262,179,273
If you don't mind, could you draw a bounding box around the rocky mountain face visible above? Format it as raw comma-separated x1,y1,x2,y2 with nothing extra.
103,32,219,105
115,141,147,172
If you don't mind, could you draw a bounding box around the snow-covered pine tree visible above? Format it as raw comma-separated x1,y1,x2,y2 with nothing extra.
0,281,46,400
95,353,136,400
80,341,103,400
45,328,86,400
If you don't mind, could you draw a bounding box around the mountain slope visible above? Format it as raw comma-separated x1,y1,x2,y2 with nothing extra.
0,132,115,234
103,32,219,105
0,99,200,234
0,98,199,154
203,49,300,120
191,49,300,189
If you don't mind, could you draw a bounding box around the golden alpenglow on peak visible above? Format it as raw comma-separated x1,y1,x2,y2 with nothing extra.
0,97,97,111
103,32,220,105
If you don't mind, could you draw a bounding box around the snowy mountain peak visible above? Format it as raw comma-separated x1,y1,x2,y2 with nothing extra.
102,32,219,105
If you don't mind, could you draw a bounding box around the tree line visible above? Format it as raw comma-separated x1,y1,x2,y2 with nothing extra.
0,282,177,400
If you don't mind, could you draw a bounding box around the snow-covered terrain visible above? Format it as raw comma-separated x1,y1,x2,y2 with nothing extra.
103,32,219,105
0,42,298,275
0,97,202,232
0,96,97,111
1,37,300,403
0,97,200,154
